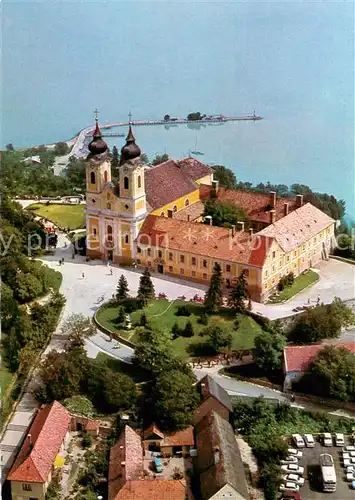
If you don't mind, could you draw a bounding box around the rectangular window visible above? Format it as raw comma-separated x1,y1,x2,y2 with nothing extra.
272,278,275,284
272,265,275,272
191,257,196,265
264,283,268,289
191,270,196,277
180,255,185,263
243,269,249,277
203,260,207,268
264,270,268,278
279,260,282,267
147,248,151,256
180,268,184,275
294,251,297,257
302,245,305,251
169,252,173,261
272,251,276,258
226,264,231,272
22,484,32,492
287,255,290,262
169,266,173,272
203,273,208,280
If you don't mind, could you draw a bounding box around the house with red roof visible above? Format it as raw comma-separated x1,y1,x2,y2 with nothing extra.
283,342,355,390
7,401,71,500
142,423,195,456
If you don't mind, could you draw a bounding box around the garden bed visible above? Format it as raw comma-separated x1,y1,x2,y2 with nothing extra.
268,270,319,303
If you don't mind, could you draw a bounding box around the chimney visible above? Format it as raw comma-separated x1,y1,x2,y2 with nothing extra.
296,194,303,208
167,209,173,218
237,221,245,232
211,180,219,198
249,228,254,238
231,225,236,237
284,202,289,216
269,210,276,224
270,191,277,209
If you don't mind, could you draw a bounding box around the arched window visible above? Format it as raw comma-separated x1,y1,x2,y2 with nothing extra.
104,171,108,183
93,228,97,236
138,175,142,188
124,177,129,190
185,199,190,207
107,225,113,241
160,211,165,217
173,205,178,213
107,203,111,210
125,234,129,244
90,171,96,184
158,250,162,258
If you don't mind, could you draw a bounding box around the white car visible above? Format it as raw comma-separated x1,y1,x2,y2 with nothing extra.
335,433,345,446
304,434,315,447
323,433,332,446
292,434,305,448
279,482,300,492
288,448,303,458
346,465,355,474
343,452,355,459
280,456,298,464
344,458,355,467
281,464,304,475
283,474,305,486
346,472,355,482
344,446,355,452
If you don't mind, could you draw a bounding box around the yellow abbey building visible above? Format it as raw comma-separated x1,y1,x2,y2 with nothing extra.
86,123,335,302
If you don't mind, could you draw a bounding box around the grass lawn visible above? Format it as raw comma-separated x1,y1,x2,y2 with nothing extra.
268,270,319,303
0,366,14,397
26,203,85,230
96,300,263,360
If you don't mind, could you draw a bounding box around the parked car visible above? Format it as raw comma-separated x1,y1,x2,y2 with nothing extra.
281,464,304,475
343,446,355,452
283,474,305,486
323,433,332,446
279,482,300,492
288,448,303,458
335,433,345,446
153,457,163,473
304,434,315,448
346,465,355,474
344,458,355,467
292,434,305,448
346,472,355,482
281,456,299,464
343,452,355,459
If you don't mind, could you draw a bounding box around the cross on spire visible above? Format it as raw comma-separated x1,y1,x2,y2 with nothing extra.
94,108,99,121
128,111,132,124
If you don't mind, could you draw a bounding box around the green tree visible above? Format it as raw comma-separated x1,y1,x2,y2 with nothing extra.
66,158,86,191
204,323,233,353
140,153,149,164
54,142,69,156
289,298,355,344
203,199,249,228
101,370,137,413
111,145,120,170
229,270,249,312
139,312,148,327
204,262,223,313
116,274,129,300
252,332,287,373
137,268,155,304
149,369,199,431
116,306,126,324
133,329,177,375
15,273,43,303
61,313,96,348
212,165,237,189
183,320,194,338
152,153,169,166
299,345,355,402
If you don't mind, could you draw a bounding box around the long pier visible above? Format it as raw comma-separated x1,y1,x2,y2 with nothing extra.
100,115,263,136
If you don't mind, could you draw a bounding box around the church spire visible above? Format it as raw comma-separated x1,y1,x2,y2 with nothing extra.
120,126,141,164
88,110,108,156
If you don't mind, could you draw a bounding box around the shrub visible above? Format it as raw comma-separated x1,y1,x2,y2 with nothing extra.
171,322,181,339
176,305,191,317
198,312,209,325
116,306,126,324
82,432,92,448
139,312,148,327
182,320,194,338
119,297,143,313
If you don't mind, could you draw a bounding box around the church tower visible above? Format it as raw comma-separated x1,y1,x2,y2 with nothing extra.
118,126,147,261
85,119,111,259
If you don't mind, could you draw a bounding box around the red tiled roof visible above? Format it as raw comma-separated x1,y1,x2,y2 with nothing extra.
177,157,212,181
258,203,335,252
85,420,99,431
173,200,205,222
109,426,143,500
114,479,187,500
7,401,71,483
145,161,198,211
284,342,355,373
143,423,164,440
137,215,271,267
200,185,299,224
143,423,195,447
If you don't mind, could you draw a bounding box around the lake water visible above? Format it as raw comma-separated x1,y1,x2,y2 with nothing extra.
2,1,354,218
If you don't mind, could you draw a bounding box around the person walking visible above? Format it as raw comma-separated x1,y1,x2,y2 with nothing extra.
110,268,113,275
82,272,85,278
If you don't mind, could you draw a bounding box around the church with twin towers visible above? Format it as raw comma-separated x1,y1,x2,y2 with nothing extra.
85,119,334,303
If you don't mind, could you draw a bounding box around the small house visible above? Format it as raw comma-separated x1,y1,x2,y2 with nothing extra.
143,423,195,457
193,375,232,425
